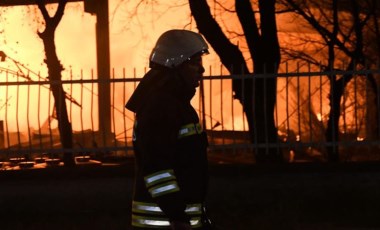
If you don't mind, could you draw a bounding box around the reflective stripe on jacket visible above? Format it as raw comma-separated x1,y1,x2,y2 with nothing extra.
132,201,202,228
144,169,180,198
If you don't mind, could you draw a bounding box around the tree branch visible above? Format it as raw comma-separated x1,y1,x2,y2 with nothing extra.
286,0,353,57
259,0,280,65
36,0,67,36
235,0,260,63
53,0,68,27
189,0,249,74
36,0,50,21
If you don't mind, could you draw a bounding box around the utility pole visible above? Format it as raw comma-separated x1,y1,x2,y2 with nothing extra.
85,0,111,147
0,0,112,147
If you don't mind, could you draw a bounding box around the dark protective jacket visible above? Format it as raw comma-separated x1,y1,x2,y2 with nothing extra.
126,69,209,229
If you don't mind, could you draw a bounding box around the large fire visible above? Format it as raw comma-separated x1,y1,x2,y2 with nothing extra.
0,0,369,148
0,1,242,137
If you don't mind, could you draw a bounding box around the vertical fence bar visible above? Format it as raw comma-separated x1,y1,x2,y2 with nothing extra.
263,64,269,154
230,67,236,150
58,74,64,149
69,70,73,150
209,66,213,143
91,69,96,147
37,73,43,152
274,63,280,156
5,71,10,152
241,72,246,134
199,67,206,130
331,66,337,159
297,63,301,143
16,73,21,151
80,69,85,147
286,63,290,152
220,69,225,146
285,62,294,159
47,87,53,151
342,70,347,138
308,63,312,144
238,66,246,154
133,68,137,149
26,72,32,151
123,68,127,147
112,68,117,149
319,64,323,155
253,69,258,158
354,74,358,136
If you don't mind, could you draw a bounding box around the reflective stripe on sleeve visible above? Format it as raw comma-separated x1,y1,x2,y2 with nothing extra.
132,201,164,215
178,123,202,138
190,218,202,228
132,215,170,228
132,215,202,228
144,169,176,187
132,201,202,215
185,203,202,214
148,181,180,197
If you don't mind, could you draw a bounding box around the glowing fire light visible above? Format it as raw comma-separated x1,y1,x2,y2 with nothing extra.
317,113,323,121
357,137,364,141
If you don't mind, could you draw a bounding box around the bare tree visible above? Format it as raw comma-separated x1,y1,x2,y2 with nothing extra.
281,0,380,162
189,0,283,163
36,0,75,166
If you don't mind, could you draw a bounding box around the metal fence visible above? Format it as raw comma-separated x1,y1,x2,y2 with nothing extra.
1,66,380,167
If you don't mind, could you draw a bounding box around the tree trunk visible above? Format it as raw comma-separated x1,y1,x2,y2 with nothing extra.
37,0,75,167
325,0,365,162
325,76,341,162
189,0,282,163
251,0,282,163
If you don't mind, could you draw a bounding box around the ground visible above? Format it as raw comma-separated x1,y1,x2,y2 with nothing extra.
1,162,380,230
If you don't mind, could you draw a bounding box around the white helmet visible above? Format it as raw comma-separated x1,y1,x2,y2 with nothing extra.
149,29,209,68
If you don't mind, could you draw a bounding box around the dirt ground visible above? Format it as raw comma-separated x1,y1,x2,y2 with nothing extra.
1,162,380,230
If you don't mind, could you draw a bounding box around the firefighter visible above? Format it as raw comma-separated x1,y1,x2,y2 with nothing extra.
125,30,211,229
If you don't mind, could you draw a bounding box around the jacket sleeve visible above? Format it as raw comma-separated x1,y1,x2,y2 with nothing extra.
135,101,189,223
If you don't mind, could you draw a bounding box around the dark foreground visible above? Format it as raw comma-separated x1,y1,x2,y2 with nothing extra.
1,162,380,230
